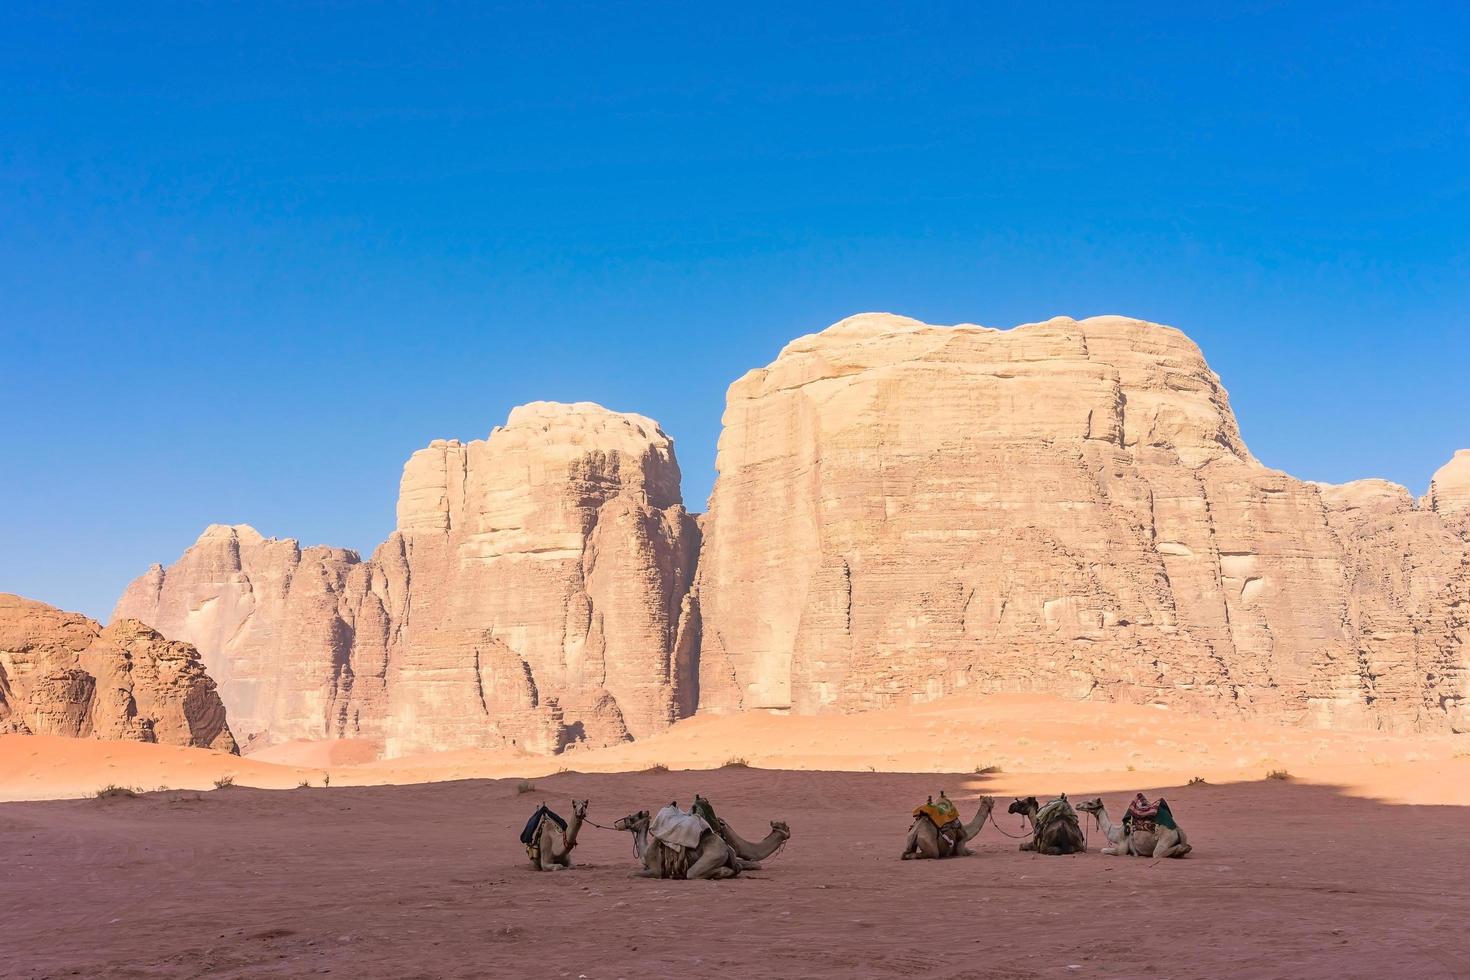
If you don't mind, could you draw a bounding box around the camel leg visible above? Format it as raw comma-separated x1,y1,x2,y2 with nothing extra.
536,827,559,871
535,828,567,875
1153,830,1191,859
901,821,920,859
687,843,738,880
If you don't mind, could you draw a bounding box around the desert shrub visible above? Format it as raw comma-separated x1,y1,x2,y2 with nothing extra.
646,762,670,773
723,757,750,768
213,775,236,789
296,780,312,789
1267,769,1290,781
515,779,537,794
1187,776,1208,786
973,764,1002,775
94,785,139,799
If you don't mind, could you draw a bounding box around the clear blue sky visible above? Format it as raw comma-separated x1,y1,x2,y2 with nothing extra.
3,2,1467,620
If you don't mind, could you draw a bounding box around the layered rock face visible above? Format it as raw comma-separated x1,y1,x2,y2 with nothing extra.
0,594,237,752
115,402,699,755
690,314,1469,733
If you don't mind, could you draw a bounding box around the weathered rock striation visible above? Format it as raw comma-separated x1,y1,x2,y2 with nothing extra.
0,594,237,752
688,314,1469,733
115,402,699,756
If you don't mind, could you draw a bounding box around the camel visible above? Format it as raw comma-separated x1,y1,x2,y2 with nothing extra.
612,808,744,880
901,794,995,859
1007,795,1086,855
693,794,791,864
1076,797,1191,858
527,798,588,871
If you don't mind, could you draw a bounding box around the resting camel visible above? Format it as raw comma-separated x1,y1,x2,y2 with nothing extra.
692,795,791,863
612,809,744,880
528,799,588,871
901,795,995,859
1008,795,1086,855
1076,797,1191,859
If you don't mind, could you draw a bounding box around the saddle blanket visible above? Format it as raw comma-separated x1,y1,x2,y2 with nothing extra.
692,796,719,830
1034,796,1076,834
519,804,566,846
913,796,960,829
650,804,710,851
1125,794,1177,831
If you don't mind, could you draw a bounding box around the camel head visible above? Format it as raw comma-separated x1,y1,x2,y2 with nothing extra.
977,795,996,813
1075,797,1104,815
769,820,791,839
613,810,650,832
571,798,589,819
1008,796,1039,817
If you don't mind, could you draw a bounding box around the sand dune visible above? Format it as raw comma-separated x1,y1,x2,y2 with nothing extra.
4,692,1466,805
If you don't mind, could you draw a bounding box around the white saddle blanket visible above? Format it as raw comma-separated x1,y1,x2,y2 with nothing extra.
649,804,709,852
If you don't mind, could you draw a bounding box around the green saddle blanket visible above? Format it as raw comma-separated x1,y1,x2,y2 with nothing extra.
1034,797,1077,834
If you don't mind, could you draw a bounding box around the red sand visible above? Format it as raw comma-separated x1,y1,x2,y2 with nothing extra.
3,768,1468,979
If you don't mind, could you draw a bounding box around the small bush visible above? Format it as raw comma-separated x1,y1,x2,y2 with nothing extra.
1266,769,1291,781
646,763,670,773
723,757,750,768
1187,776,1208,786
94,784,139,799
973,764,1002,775
296,780,312,789
515,779,537,794
213,775,235,790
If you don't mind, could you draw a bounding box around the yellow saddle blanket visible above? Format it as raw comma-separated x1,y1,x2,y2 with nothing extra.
914,797,961,828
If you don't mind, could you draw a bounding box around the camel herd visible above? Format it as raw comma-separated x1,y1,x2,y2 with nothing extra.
524,790,1189,878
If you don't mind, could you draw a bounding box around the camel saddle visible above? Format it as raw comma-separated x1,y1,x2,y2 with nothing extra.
692,796,719,830
913,795,960,830
1033,796,1077,836
1123,794,1177,833
649,803,710,852
521,804,567,861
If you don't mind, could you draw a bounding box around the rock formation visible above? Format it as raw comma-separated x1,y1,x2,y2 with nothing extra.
112,317,1470,750
688,314,1469,733
0,594,237,752
115,402,699,755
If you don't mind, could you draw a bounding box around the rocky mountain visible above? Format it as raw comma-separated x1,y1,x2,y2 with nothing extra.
689,314,1468,733
0,594,236,752
112,315,1469,753
115,401,698,756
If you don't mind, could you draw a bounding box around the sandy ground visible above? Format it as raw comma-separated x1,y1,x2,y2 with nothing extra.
3,694,1469,978
3,767,1469,979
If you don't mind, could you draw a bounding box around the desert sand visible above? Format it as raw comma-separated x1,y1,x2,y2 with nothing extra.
4,694,1469,978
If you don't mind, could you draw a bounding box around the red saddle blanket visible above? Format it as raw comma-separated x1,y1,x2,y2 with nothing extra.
1124,794,1177,832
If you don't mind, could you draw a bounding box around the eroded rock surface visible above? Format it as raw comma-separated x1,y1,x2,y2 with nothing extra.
116,402,699,755
689,314,1469,733
0,594,237,752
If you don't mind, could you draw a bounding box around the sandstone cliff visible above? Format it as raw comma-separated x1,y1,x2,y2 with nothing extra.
112,317,1469,748
688,314,1469,733
115,402,699,755
0,594,237,752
